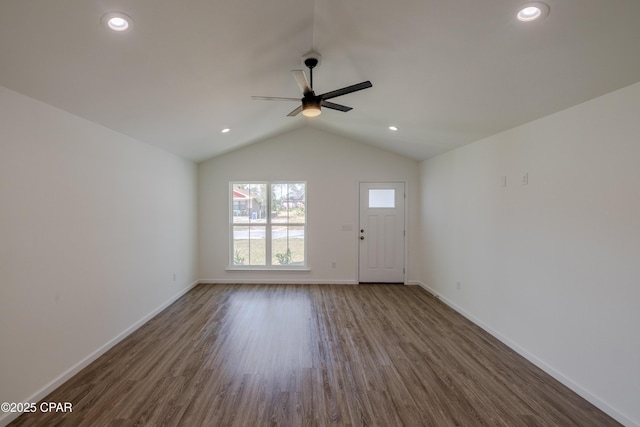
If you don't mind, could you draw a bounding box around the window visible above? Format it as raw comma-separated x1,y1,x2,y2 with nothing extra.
368,188,395,208
230,182,306,268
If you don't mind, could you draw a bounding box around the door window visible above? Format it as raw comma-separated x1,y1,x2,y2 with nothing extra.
368,189,395,208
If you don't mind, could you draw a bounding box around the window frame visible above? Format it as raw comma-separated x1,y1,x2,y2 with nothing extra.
228,181,308,270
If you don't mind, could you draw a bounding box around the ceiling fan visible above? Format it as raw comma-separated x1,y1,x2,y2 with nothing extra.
251,52,372,118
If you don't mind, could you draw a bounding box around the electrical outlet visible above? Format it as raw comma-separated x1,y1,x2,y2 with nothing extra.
173,273,176,282
501,176,507,188
456,281,461,290
522,173,528,185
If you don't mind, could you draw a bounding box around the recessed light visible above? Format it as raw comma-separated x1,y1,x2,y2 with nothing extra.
389,126,398,131
517,3,549,22
101,12,133,32
221,128,230,133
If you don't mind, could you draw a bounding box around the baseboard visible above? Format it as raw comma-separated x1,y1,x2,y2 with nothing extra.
408,281,635,427
198,278,359,285
0,279,200,427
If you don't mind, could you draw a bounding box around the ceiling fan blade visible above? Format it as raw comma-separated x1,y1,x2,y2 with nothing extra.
321,100,352,112
287,105,303,117
251,96,299,101
291,70,311,95
319,81,372,100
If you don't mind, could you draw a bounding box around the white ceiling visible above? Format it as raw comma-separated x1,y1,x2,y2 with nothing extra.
2,0,640,162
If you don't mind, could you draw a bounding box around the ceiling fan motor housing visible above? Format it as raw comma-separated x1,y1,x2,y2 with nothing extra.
301,94,322,117
302,94,321,108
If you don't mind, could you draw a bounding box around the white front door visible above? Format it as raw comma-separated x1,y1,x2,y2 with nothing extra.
358,182,405,283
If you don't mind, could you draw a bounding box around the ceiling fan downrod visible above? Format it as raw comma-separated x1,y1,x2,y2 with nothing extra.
304,57,319,92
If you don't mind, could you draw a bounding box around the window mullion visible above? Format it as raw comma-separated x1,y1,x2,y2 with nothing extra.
265,184,272,266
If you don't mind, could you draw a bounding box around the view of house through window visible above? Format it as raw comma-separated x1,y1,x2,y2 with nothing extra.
231,182,306,267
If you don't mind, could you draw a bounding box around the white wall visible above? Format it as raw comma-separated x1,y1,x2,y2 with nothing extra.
199,126,420,284
419,82,640,426
0,86,198,423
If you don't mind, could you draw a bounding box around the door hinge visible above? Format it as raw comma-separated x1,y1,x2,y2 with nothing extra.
403,230,406,236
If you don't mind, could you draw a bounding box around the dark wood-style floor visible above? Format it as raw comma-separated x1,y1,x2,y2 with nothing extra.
11,283,619,426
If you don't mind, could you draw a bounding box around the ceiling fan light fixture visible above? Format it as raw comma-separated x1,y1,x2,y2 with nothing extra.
302,105,321,117
302,97,322,117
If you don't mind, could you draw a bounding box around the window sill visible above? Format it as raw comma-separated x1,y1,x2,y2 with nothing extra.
225,266,310,272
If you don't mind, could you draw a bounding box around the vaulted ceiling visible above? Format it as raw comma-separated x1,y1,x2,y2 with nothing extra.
2,1,640,162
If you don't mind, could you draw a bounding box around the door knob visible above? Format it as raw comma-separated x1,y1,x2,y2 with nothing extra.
360,236,364,240
360,229,364,233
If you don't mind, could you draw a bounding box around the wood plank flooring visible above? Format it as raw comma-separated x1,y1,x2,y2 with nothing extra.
10,283,620,426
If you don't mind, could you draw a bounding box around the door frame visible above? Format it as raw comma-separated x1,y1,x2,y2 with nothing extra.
358,181,408,284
